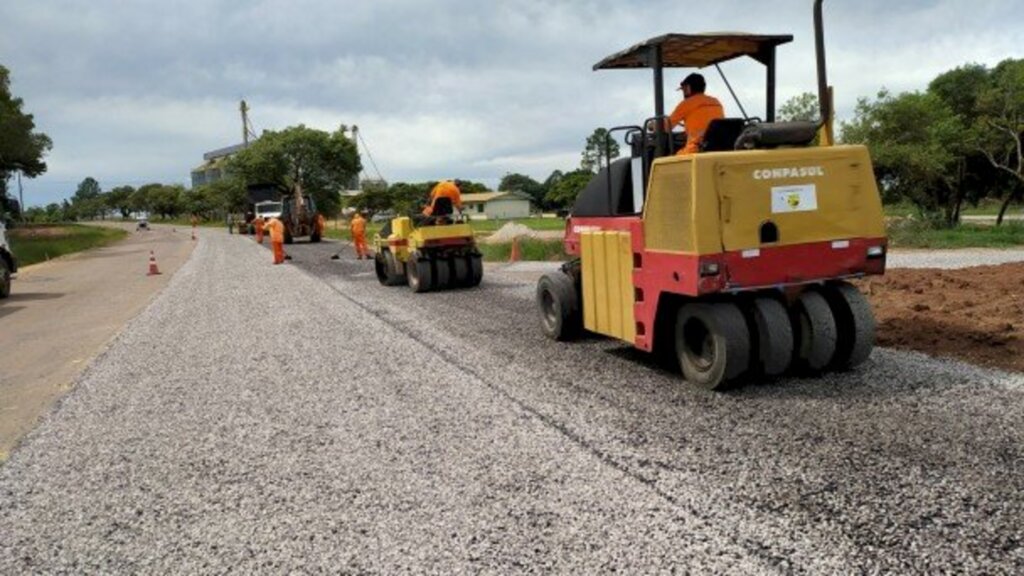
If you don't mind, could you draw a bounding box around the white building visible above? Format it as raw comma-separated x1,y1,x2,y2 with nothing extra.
462,191,532,220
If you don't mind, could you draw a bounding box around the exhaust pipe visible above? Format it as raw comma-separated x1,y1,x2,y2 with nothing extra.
814,0,831,127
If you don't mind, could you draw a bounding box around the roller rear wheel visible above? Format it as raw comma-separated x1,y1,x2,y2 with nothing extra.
823,281,876,370
536,272,581,341
407,253,433,293
675,303,750,390
468,254,483,287
749,297,793,377
791,290,838,372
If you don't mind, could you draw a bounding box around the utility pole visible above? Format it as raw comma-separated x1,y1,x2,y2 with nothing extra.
17,171,24,222
240,100,256,146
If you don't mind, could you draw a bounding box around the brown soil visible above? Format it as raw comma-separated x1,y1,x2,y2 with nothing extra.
854,263,1024,373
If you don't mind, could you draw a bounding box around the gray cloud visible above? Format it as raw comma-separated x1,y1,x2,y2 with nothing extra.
1,0,1020,205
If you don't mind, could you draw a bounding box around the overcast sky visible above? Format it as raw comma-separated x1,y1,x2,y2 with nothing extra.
2,0,1020,207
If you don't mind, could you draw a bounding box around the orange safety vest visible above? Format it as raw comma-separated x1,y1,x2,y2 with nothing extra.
350,215,367,236
423,181,463,215
263,218,285,243
669,93,725,154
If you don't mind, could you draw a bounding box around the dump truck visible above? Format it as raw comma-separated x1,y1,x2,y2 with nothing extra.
536,0,886,390
373,205,483,293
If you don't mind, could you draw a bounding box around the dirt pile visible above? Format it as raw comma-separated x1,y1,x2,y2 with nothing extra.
855,262,1024,373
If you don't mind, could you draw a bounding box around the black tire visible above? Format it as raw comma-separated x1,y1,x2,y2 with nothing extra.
675,303,750,390
823,281,876,370
452,256,470,287
284,232,294,245
433,257,451,290
311,232,322,243
468,253,483,287
374,253,389,285
536,271,581,341
0,257,10,299
749,297,793,376
791,290,838,372
383,252,405,286
407,253,433,293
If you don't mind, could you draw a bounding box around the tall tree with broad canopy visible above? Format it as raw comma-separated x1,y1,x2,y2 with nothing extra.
0,64,52,217
581,128,620,174
972,59,1024,224
228,125,361,217
498,173,544,207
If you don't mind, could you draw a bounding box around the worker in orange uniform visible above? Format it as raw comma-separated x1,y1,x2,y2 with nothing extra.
350,212,369,259
422,179,463,217
668,73,724,155
315,213,326,239
263,216,287,265
253,215,266,244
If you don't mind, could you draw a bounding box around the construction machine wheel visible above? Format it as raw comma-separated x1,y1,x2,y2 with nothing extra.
536,271,581,341
468,253,483,287
384,252,406,286
749,297,793,377
311,232,322,243
452,256,470,287
284,232,294,245
0,257,10,299
791,290,838,372
407,253,433,293
823,281,876,370
374,254,390,285
433,257,451,290
675,303,750,390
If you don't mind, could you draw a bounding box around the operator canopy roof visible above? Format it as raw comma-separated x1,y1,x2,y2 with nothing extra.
594,33,794,70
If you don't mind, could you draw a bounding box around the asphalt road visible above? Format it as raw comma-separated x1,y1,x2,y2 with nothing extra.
0,222,194,459
1,233,1022,573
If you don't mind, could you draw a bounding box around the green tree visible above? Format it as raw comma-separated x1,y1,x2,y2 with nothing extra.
499,173,544,206
348,179,391,215
972,59,1024,224
842,90,964,226
148,185,185,220
0,65,53,215
545,169,593,210
581,128,620,173
228,124,361,217
106,185,135,219
70,177,103,220
778,92,819,122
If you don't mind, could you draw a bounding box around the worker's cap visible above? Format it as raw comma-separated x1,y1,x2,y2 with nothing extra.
677,73,706,93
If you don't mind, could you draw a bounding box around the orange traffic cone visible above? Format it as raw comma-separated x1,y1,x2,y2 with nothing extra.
147,251,162,276
509,236,521,263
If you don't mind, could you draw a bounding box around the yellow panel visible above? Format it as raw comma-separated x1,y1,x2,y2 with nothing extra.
581,233,598,332
618,233,636,342
593,232,610,335
392,217,412,238
643,159,694,253
580,231,636,343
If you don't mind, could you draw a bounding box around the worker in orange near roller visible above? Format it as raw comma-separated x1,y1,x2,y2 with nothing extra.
253,215,266,244
422,179,463,217
350,212,369,259
263,216,287,265
668,73,724,155
315,213,326,238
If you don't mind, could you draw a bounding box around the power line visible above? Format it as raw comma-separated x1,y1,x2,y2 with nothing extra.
355,129,385,182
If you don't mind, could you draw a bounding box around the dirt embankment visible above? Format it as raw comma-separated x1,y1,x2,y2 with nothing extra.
856,263,1024,373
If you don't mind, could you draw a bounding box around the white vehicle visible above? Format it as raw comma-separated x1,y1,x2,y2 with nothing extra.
0,220,17,298
254,200,283,220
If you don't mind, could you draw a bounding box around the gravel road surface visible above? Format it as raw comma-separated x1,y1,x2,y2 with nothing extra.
1,232,1022,573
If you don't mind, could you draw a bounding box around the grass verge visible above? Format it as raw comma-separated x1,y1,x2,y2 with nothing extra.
887,221,1024,249
8,224,129,267
478,238,569,262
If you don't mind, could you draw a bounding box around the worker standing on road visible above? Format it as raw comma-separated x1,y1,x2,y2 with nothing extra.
350,212,369,259
316,213,326,239
668,73,724,155
422,179,463,217
253,215,266,244
263,216,287,265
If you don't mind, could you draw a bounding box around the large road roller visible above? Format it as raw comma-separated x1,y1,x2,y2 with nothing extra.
536,0,886,390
